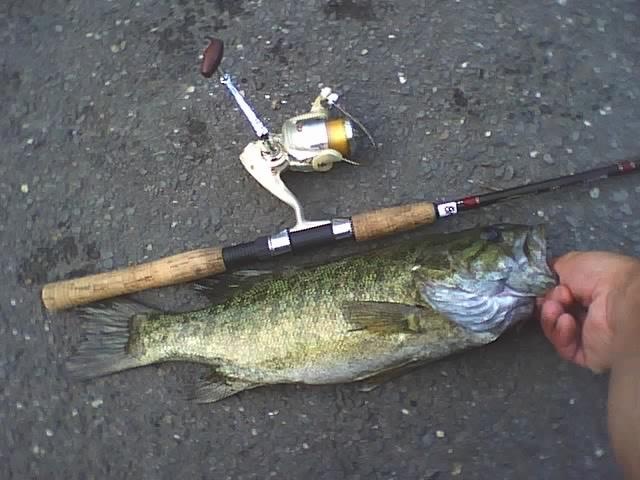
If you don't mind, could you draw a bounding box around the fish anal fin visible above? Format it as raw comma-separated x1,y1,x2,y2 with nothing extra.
342,301,428,334
188,373,259,404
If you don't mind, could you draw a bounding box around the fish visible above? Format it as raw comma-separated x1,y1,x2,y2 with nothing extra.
66,223,557,403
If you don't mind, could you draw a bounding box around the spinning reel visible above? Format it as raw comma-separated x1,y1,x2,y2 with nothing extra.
201,37,375,230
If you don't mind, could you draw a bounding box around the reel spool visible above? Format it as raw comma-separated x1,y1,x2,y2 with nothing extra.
276,86,371,172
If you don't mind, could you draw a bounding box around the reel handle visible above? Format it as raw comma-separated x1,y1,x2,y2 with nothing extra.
201,37,224,78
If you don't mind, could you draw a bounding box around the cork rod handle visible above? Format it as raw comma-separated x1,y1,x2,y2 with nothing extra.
41,247,226,311
351,202,437,242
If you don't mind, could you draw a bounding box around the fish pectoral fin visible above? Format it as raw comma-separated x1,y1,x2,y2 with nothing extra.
188,373,259,404
342,301,428,334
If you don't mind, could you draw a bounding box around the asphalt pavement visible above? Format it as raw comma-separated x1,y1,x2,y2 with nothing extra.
2,0,640,478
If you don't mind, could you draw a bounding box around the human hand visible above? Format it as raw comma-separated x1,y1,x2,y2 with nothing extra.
537,251,640,373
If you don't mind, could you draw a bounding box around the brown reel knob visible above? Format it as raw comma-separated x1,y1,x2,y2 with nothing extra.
201,37,224,78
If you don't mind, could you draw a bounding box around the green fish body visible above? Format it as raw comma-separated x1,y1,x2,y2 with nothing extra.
68,224,556,403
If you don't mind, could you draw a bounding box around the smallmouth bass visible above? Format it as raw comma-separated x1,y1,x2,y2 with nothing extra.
67,224,557,403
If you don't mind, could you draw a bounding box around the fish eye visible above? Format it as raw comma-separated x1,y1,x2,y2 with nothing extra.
480,227,502,243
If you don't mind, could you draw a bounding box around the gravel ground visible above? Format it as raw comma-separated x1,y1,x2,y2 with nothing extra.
2,0,640,478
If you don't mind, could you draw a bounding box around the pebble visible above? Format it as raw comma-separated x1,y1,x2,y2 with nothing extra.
620,204,632,216
504,165,515,180
110,41,127,53
20,183,29,193
589,187,600,199
401,408,410,415
421,433,435,447
360,48,368,55
146,243,153,251
436,430,446,438
397,72,407,84
91,398,103,408
484,131,492,137
451,463,463,476
611,190,629,202
529,150,539,159
549,136,563,148
543,153,554,165
565,216,580,228
185,86,195,94
594,448,605,458
45,429,53,437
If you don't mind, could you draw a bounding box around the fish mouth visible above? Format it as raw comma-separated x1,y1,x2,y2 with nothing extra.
508,224,558,297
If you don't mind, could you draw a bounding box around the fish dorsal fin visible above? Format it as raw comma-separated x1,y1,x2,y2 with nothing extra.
342,301,428,334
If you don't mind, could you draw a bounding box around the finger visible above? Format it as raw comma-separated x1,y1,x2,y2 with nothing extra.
551,253,596,305
540,300,565,340
550,313,583,367
547,285,574,307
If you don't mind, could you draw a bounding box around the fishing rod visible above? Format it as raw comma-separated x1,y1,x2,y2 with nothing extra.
40,37,640,310
41,159,638,311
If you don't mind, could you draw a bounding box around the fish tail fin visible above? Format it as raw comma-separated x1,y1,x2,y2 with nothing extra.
66,300,155,380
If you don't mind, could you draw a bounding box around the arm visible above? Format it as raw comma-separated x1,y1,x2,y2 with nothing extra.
608,272,640,479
